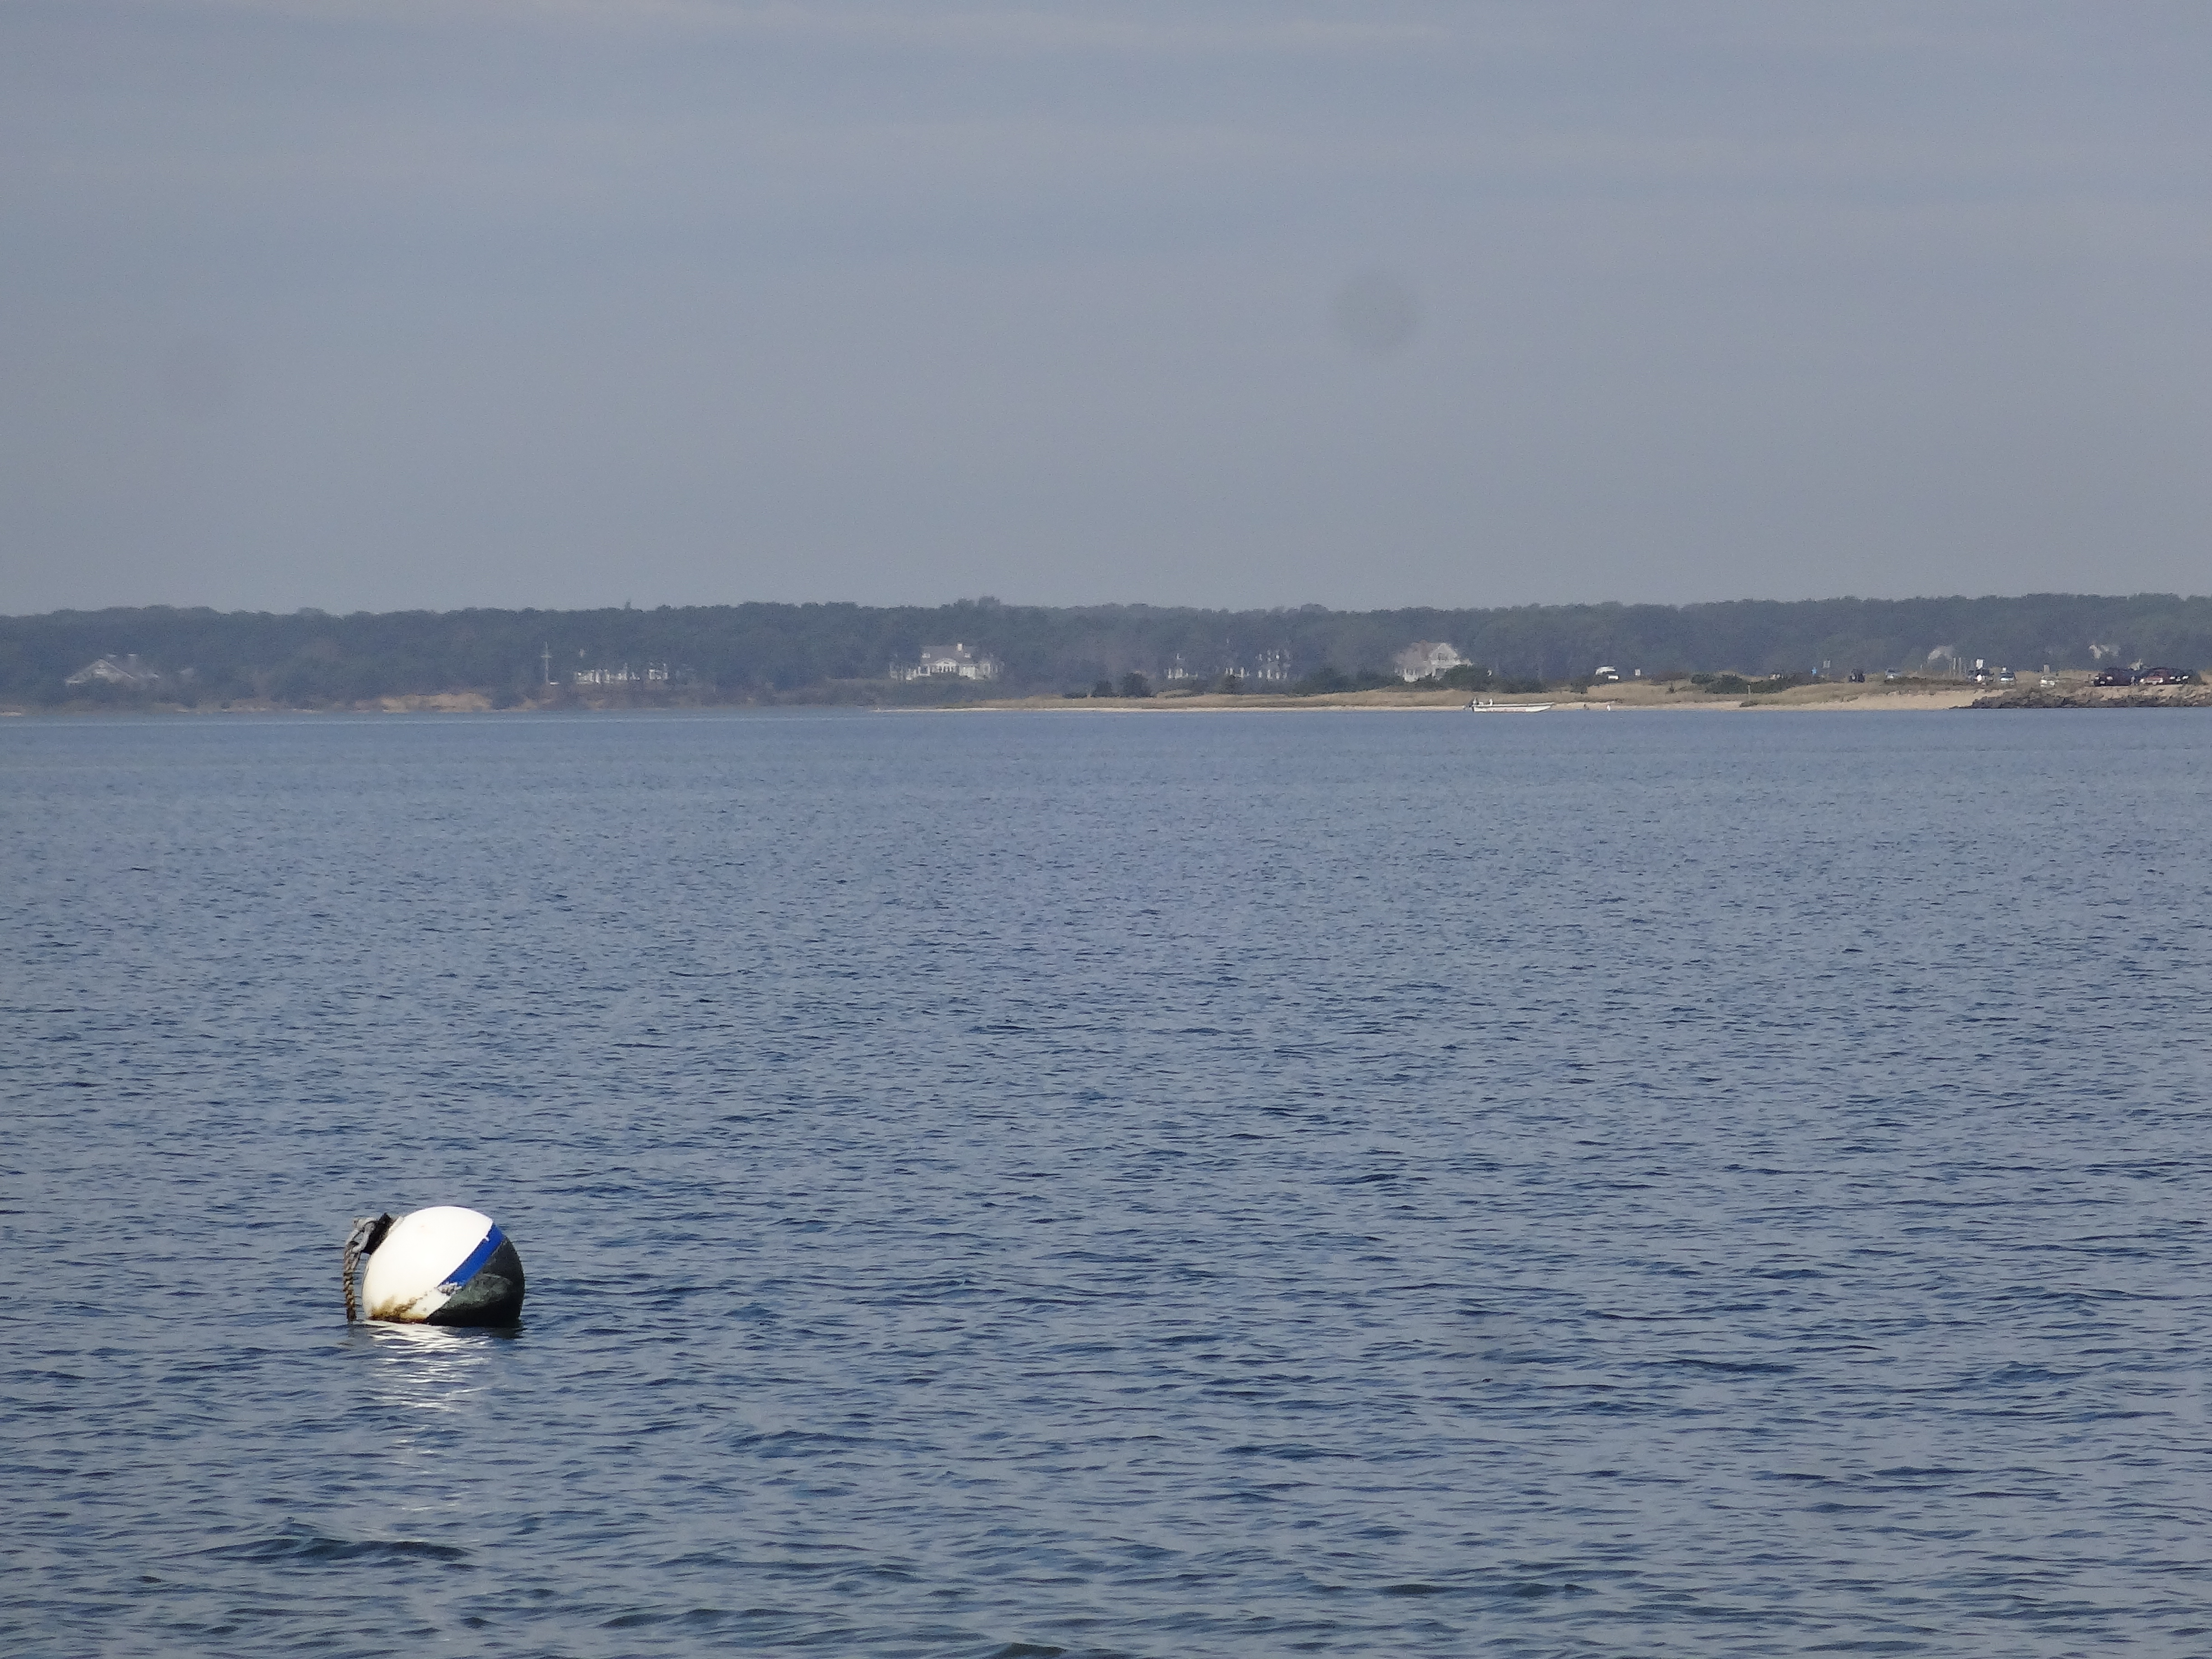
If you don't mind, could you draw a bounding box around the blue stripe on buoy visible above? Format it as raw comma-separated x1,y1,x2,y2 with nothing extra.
437,1224,506,1295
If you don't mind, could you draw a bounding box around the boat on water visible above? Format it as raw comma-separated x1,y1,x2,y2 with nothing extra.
1465,699,1552,712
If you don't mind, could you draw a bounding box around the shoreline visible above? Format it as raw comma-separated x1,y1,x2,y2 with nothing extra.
950,681,2005,713
11,679,2207,717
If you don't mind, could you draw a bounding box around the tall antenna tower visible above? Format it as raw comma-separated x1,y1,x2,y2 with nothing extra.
541,643,553,685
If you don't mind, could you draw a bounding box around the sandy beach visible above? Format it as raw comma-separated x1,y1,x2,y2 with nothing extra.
961,680,2001,713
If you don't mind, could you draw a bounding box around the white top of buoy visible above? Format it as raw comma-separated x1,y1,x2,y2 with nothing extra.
360,1206,502,1323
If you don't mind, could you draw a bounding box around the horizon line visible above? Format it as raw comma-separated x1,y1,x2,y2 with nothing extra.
11,590,2212,622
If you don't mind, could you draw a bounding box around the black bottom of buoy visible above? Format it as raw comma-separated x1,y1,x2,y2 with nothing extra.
427,1237,526,1326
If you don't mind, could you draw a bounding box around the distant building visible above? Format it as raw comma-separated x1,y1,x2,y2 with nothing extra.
1249,649,1292,683
897,642,1001,681
1592,665,1622,682
573,663,674,686
1395,641,1465,682
65,654,163,689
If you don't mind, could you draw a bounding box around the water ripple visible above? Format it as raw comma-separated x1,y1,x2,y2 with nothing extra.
5,710,2212,1655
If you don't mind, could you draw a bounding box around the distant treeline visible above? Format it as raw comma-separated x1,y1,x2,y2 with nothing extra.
8,593,2212,707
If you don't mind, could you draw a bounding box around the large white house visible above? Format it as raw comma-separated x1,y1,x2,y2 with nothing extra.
1395,641,1466,682
898,642,1001,681
65,653,164,689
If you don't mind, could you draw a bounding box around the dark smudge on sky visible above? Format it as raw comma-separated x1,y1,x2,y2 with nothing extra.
1331,271,1420,357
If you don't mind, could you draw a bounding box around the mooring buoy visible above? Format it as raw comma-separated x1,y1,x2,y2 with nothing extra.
343,1206,525,1326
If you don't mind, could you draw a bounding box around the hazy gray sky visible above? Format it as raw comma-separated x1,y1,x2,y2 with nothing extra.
4,1,2207,613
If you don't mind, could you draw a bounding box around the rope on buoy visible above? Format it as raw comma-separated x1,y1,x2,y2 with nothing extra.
342,1213,396,1322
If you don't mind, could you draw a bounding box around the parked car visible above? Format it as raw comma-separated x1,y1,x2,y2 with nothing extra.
2136,667,2195,686
2091,669,2134,687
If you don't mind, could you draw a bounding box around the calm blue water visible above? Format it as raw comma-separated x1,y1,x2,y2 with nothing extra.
6,708,2212,1657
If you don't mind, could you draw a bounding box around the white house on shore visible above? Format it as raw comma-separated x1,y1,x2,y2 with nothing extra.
65,654,164,689
1395,641,1466,682
896,642,1001,681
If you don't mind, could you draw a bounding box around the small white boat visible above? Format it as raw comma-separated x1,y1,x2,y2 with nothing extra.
1465,699,1552,712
